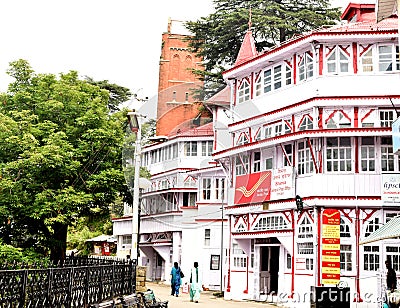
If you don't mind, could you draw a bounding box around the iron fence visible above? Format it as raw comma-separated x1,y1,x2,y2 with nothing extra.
0,256,136,308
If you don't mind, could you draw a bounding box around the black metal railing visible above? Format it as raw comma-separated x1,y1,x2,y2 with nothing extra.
0,256,136,308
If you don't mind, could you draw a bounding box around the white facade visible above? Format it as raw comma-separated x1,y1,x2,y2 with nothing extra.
210,4,400,308
113,123,229,291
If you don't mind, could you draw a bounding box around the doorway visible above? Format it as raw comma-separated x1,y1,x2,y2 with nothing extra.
153,252,164,281
259,245,280,294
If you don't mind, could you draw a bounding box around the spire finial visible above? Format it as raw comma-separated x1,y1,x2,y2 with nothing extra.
248,7,252,30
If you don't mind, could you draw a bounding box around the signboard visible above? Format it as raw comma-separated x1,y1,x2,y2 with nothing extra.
392,116,400,155
381,173,400,205
210,255,220,270
321,209,340,286
234,167,294,205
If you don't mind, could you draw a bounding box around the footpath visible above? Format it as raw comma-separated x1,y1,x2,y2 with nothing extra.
145,281,277,308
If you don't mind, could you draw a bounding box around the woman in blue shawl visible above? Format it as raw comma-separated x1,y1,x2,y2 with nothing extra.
170,262,182,296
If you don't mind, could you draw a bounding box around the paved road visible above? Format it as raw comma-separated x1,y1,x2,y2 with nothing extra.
145,282,276,308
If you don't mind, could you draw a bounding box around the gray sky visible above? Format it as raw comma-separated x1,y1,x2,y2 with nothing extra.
0,0,349,99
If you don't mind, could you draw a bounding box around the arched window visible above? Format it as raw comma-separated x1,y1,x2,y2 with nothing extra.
237,79,250,103
340,218,351,237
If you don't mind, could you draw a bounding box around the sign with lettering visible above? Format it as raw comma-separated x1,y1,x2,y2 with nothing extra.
381,173,400,205
321,209,340,285
234,167,294,205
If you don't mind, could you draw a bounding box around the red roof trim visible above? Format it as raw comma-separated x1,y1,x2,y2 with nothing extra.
229,95,400,128
341,3,376,20
214,127,390,156
223,30,398,76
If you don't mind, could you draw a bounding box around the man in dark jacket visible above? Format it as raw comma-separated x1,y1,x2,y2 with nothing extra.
386,260,397,292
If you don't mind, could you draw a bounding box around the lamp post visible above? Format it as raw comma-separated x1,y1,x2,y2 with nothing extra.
127,110,144,264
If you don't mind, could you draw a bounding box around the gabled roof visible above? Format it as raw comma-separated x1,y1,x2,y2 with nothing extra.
205,86,231,106
234,30,258,66
168,121,214,137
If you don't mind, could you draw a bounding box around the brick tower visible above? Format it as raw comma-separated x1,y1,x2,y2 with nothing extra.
156,18,208,136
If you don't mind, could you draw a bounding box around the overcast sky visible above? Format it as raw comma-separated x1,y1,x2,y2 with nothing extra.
0,0,349,100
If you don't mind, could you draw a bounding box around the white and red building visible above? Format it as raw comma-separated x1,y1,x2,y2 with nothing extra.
113,122,229,290
207,2,400,307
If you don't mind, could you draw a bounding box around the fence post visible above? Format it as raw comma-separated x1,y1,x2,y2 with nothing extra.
68,267,74,308
84,266,89,308
19,269,28,308
111,263,115,299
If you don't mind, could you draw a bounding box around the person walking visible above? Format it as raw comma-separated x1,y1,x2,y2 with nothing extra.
386,260,397,292
189,261,201,303
170,262,182,297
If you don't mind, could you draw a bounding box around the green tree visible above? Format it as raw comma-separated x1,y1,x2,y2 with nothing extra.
0,59,131,262
85,77,132,112
185,0,341,98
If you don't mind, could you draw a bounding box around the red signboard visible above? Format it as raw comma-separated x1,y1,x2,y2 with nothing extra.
234,171,272,204
321,209,340,285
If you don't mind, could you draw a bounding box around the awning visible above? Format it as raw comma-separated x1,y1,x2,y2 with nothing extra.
86,234,117,243
359,216,400,245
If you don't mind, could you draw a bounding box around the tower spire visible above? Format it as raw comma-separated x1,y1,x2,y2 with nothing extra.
248,7,252,30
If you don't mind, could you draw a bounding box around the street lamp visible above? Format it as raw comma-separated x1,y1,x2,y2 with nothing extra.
127,110,146,264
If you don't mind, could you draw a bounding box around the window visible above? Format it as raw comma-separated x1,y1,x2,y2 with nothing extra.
172,91,177,101
298,216,313,238
297,243,314,270
251,240,255,268
237,133,249,146
340,218,351,238
287,252,292,270
365,217,380,237
172,143,178,158
273,65,282,90
380,110,395,127
122,235,132,245
232,242,247,268
204,229,211,246
275,123,283,136
298,51,314,81
265,157,273,170
298,140,314,175
363,246,379,271
284,119,292,134
215,178,225,201
298,115,313,131
340,244,352,271
326,45,350,74
202,141,213,156
238,79,250,103
378,45,400,72
253,152,261,172
264,125,273,138
185,92,189,101
202,178,211,200
360,137,375,172
253,215,289,231
381,137,394,172
235,154,249,175
254,73,263,97
254,129,262,142
184,141,197,156
283,144,293,167
326,137,352,172
360,46,373,72
263,69,272,93
386,246,400,271
326,110,351,128
183,192,196,207
284,61,293,85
